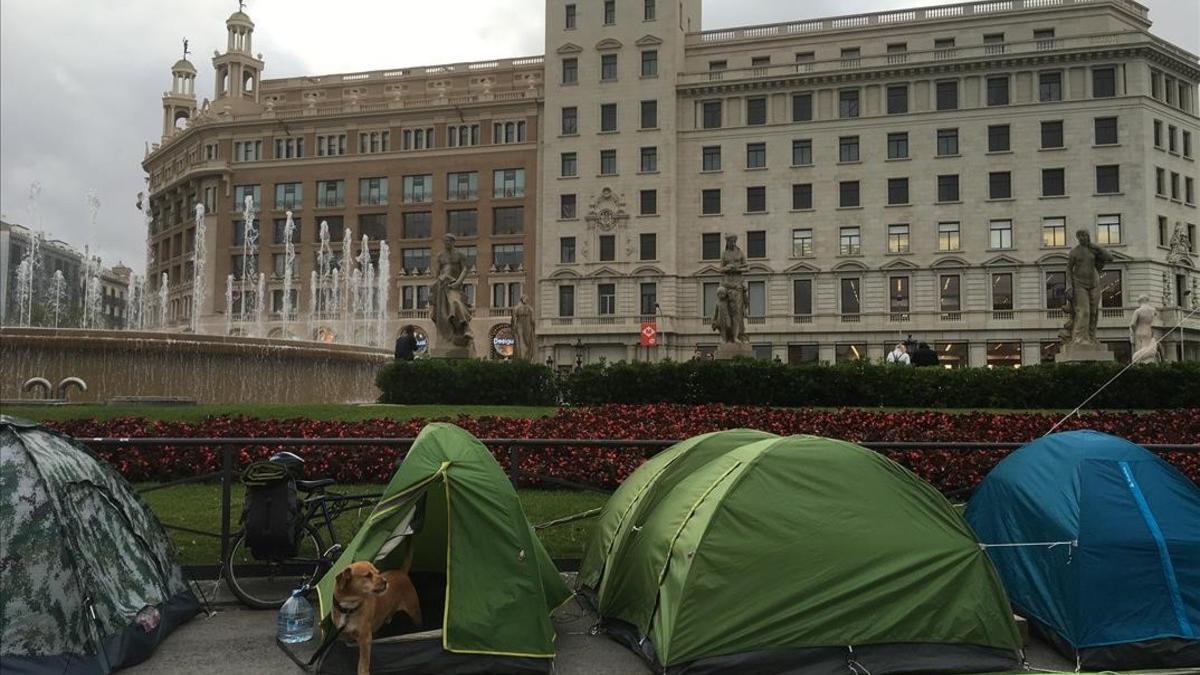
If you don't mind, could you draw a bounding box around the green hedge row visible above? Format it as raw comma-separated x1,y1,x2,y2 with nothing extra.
377,359,1200,409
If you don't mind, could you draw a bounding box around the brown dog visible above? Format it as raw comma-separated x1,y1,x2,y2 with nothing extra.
331,550,422,675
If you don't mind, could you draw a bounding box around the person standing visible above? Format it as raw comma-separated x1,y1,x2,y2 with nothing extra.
886,343,911,365
911,342,940,367
394,327,418,361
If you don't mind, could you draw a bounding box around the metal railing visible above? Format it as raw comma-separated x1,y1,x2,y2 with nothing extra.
81,435,1199,571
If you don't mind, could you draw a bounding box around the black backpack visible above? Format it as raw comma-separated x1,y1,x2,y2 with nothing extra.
241,462,302,560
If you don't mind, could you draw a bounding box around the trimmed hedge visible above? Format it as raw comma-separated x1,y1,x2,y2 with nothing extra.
377,359,1200,409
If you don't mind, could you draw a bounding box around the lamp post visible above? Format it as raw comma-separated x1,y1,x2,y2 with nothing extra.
574,338,585,371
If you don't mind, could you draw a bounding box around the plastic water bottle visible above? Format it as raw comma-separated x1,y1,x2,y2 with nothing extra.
278,590,314,643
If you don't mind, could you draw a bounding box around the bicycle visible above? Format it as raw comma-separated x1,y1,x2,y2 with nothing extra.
223,454,382,609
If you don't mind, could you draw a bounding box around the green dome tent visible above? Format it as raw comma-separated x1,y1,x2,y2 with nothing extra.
0,416,200,673
579,432,1023,674
311,423,571,674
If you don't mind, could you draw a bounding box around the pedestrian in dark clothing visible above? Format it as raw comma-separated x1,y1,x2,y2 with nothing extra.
911,342,940,367
394,328,418,361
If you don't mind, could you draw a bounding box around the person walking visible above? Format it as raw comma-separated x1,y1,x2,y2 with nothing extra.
394,327,418,361
886,343,911,365
911,342,940,367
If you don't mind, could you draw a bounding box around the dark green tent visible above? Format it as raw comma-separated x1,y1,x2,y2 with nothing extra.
312,423,570,674
580,432,1022,674
0,416,199,673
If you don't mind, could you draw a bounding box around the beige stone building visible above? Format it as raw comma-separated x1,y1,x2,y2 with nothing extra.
145,1,1199,365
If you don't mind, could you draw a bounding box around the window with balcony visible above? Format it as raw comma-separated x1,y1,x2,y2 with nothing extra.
890,276,911,314
1045,271,1067,309
992,273,1014,311
558,285,575,317
492,243,524,269
493,169,525,198
983,33,1005,53
792,228,813,257
989,219,1013,249
492,206,524,235
402,248,432,274
598,284,616,315
793,278,813,316
641,282,658,316
841,277,861,314
940,274,961,312
446,171,478,201
447,209,478,237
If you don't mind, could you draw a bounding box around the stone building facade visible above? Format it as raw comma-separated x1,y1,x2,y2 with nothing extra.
144,0,1199,364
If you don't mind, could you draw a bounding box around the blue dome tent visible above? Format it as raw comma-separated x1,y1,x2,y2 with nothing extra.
966,430,1200,670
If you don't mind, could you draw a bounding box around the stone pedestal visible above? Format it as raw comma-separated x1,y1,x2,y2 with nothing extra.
1058,342,1115,363
428,343,474,359
714,342,754,361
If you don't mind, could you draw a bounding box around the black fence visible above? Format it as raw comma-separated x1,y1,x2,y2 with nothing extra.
80,436,1200,571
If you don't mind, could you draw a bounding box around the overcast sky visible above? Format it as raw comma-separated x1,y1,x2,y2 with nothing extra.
1,0,1196,269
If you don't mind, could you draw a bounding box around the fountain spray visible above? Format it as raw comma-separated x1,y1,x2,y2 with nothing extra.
282,210,297,337
191,202,207,333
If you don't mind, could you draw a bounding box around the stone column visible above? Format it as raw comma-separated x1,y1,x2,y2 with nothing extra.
969,342,988,368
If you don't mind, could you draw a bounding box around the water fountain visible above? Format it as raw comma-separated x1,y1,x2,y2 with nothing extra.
159,272,169,329
13,259,32,327
376,240,390,347
339,227,354,341
239,194,259,328
125,275,143,330
255,271,267,337
281,210,297,338
356,235,375,344
191,203,207,333
225,275,234,336
82,254,102,330
50,270,66,328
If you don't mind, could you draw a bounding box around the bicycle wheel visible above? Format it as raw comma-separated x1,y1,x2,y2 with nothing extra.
224,526,324,610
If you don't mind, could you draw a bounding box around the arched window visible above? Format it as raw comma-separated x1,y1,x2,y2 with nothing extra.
518,121,527,142
447,127,457,147
505,122,515,143
174,109,190,129
243,70,255,93
219,69,230,95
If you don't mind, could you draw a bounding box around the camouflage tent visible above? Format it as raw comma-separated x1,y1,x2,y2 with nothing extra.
0,416,199,673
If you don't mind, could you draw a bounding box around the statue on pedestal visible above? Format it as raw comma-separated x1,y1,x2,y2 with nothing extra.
429,234,473,356
1059,229,1115,362
712,235,752,359
1130,295,1159,364
512,295,536,362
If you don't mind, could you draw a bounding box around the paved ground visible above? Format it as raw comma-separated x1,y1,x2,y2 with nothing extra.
127,578,1075,674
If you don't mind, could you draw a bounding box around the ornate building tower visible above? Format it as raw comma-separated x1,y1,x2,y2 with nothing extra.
212,8,265,114
161,48,197,139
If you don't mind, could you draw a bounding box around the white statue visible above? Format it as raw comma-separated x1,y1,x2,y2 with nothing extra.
1130,295,1159,364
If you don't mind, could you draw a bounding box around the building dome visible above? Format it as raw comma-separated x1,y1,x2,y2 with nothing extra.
226,10,253,26
172,58,197,74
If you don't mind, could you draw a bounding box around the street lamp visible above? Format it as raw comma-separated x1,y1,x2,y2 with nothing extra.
574,338,585,371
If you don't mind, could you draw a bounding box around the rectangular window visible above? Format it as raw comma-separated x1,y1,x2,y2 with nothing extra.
746,230,767,258
887,42,908,62
641,100,657,129
1184,131,1193,157
1042,217,1066,247
1169,125,1179,153
747,281,766,318
988,124,1010,152
597,284,616,315
989,171,1012,199
233,184,262,210
603,0,615,24
887,132,909,159
746,186,766,213
446,123,481,148
792,93,813,121
600,103,617,132
644,0,655,20
1042,168,1065,196
640,146,658,173
989,219,1013,249
888,224,910,254
890,276,911,313
447,209,478,237
886,85,908,114
709,60,727,72
841,277,861,314
1096,165,1120,194
839,181,860,208
1041,120,1064,149
492,206,524,235
232,140,262,162
565,3,575,29
1094,117,1118,145
601,54,617,81
1154,120,1163,147
792,228,813,257
358,177,387,206
312,215,344,243
839,227,861,256
599,235,616,262
403,174,434,203
887,178,909,205
1039,71,1062,102
1156,167,1166,195
275,137,305,159
940,274,961,311
746,97,767,125
640,282,657,316
702,282,719,319
839,136,860,162
839,90,860,118
937,174,960,202
316,133,347,157
992,273,1014,310
401,248,432,274
274,182,303,210
1158,216,1168,246
600,149,617,175
702,101,722,129
561,152,578,177
792,183,813,210
560,194,577,219
702,189,721,215
702,145,721,171
562,106,578,134
562,58,578,84
492,243,524,269
937,128,959,156
1187,177,1195,204
399,212,429,239
936,81,958,110
793,278,813,316
1101,269,1122,308
1096,214,1121,245
641,50,658,78
792,139,812,166
938,222,960,251
1046,271,1067,309
640,189,657,215
560,236,576,263
360,130,391,153
316,179,345,208
747,142,766,168
640,233,657,260
702,232,721,260
271,217,301,245
987,76,1010,106
1092,67,1116,98
559,286,575,316
841,47,861,64
446,171,478,201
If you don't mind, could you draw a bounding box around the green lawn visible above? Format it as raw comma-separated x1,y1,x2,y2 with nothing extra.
5,404,556,423
138,483,605,565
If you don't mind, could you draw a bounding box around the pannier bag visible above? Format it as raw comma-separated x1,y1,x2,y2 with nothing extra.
241,460,301,560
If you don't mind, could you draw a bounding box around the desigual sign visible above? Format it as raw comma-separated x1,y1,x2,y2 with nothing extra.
490,323,514,359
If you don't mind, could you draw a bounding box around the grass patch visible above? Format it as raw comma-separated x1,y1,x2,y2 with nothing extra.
6,404,557,424
138,483,605,565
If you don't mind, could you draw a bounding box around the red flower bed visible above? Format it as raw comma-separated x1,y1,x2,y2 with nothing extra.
46,406,1200,493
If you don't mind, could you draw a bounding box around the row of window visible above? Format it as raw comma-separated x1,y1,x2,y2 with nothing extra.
561,100,659,135
228,122,527,163
1155,168,1198,204
229,170,526,212
229,207,528,247
1151,120,1194,156
564,0,656,29
230,240,527,279
1150,68,1195,113
239,278,527,314
558,232,658,265
560,49,659,86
